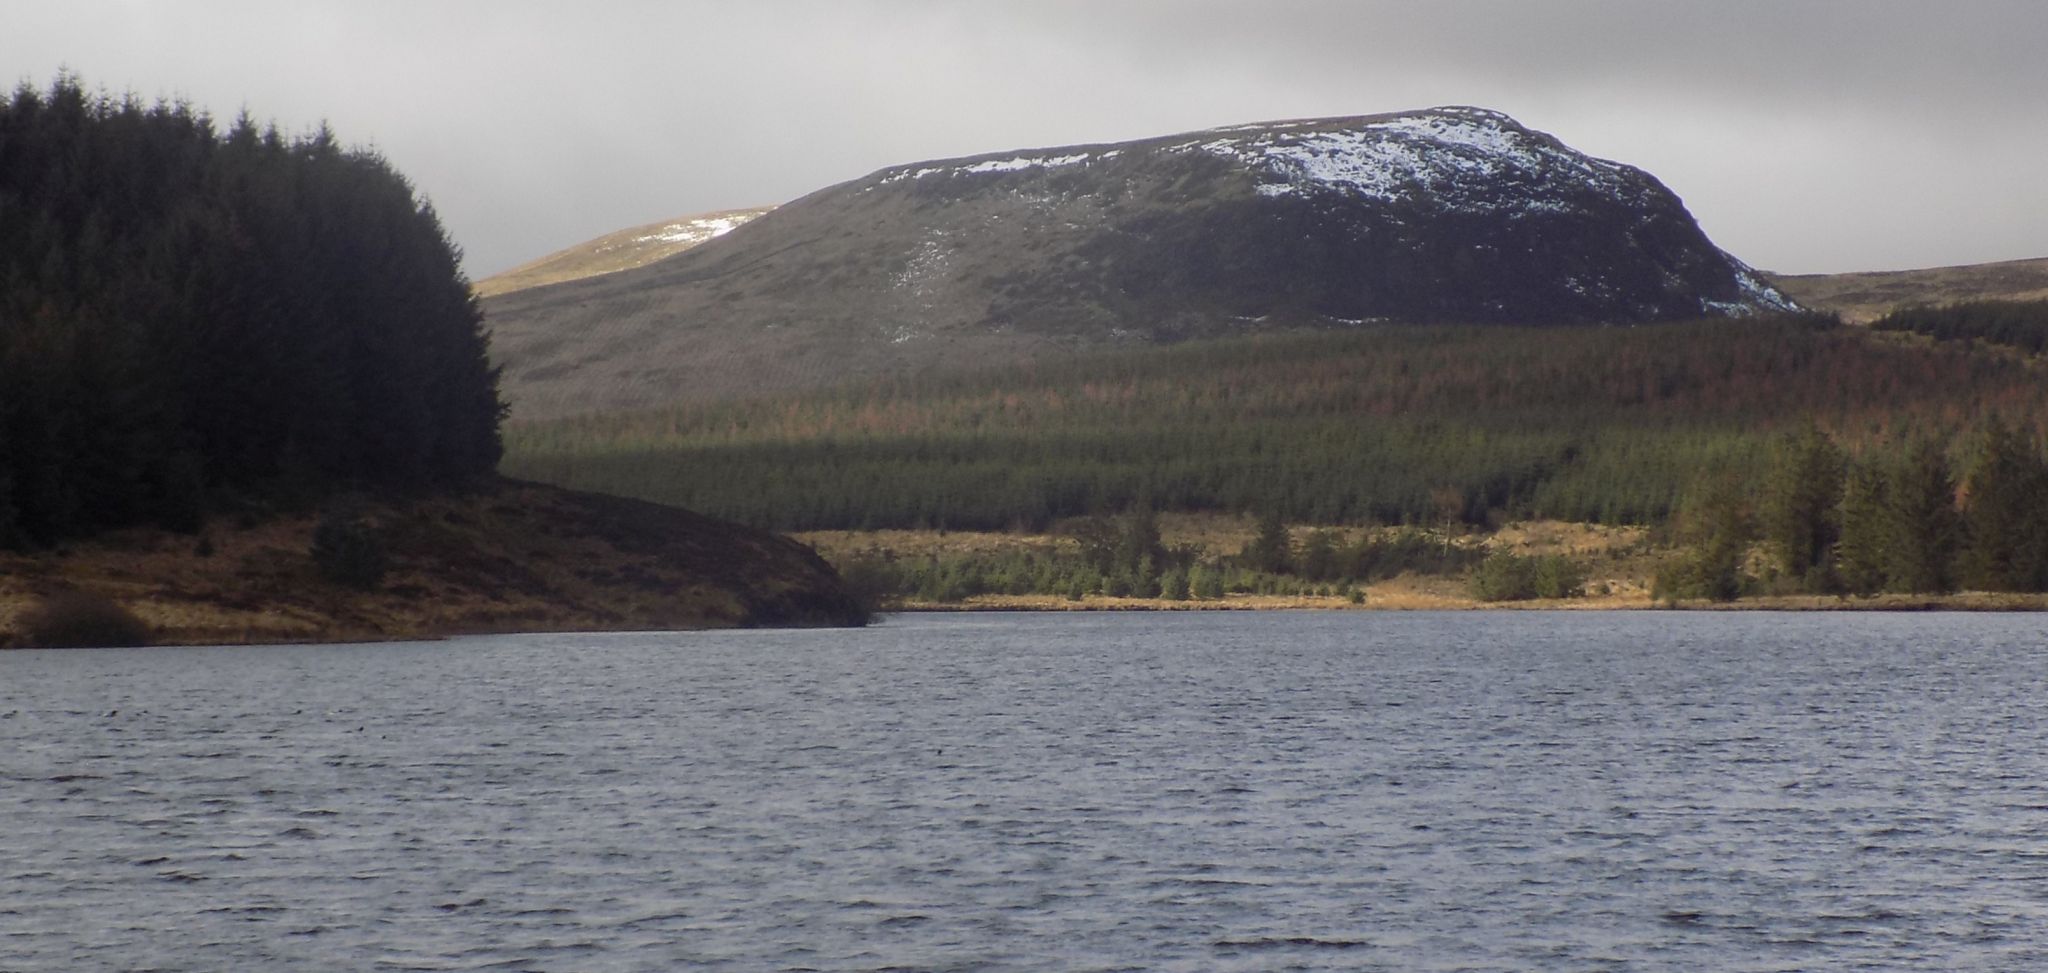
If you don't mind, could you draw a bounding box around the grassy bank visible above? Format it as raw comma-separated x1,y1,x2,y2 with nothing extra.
0,479,866,648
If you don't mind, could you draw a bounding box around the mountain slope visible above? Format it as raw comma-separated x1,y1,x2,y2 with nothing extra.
476,215,2047,329
474,207,771,298
482,107,1792,420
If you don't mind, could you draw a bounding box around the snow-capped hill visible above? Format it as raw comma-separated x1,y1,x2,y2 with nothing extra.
484,108,1798,419
1200,107,1645,207
873,107,1636,210
836,107,1793,323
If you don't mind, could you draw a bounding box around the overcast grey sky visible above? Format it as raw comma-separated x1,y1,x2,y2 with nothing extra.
7,0,2043,276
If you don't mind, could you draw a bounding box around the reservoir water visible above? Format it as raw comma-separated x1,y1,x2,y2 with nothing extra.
4,610,2047,971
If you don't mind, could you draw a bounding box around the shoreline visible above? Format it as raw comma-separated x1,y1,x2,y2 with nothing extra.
883,590,2048,614
0,479,866,649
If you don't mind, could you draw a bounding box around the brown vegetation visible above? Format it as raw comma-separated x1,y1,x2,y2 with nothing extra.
1769,257,2048,323
0,478,865,647
14,589,153,648
473,207,774,298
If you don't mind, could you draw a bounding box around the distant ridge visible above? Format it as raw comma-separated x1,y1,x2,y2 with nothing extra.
474,207,771,298
483,107,1795,420
1768,256,2048,323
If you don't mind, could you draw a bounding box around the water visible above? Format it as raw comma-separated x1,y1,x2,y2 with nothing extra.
4,611,2047,971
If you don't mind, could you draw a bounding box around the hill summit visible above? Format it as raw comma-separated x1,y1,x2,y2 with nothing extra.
485,107,1796,419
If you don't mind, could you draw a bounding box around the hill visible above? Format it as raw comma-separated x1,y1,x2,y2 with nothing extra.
0,478,867,646
477,211,2047,332
482,107,1793,420
1770,257,2048,323
473,207,772,298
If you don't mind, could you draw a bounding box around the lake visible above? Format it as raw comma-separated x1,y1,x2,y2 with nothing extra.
4,611,2047,971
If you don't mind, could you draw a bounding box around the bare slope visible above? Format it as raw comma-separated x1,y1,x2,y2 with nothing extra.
1769,257,2048,323
474,208,772,298
482,107,1793,420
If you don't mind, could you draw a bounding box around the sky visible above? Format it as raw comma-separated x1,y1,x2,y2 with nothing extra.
7,0,2044,278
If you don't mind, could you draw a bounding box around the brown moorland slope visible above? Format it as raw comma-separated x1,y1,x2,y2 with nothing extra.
0,479,867,647
1768,257,2048,322
473,207,773,299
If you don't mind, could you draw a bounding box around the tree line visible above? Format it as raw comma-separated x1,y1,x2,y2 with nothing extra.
839,510,1477,606
505,314,2048,534
1873,299,2048,356
1657,421,2048,600
0,74,503,547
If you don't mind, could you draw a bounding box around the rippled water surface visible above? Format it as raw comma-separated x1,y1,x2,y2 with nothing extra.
5,611,2048,971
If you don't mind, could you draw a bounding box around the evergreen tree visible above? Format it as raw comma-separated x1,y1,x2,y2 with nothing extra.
1242,510,1293,575
1161,567,1191,601
1114,508,1164,579
1956,417,2048,592
1881,441,1960,594
1654,475,1750,602
1297,529,1339,581
1760,424,1844,590
1835,462,1888,596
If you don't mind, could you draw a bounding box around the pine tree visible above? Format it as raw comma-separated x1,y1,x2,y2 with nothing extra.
1115,508,1163,579
1835,462,1888,596
1243,510,1292,575
1882,441,1960,594
1760,424,1844,590
1956,417,2048,592
1297,529,1339,581
1654,474,1750,602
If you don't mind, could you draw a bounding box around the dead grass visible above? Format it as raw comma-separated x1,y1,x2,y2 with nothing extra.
0,479,862,647
474,207,774,298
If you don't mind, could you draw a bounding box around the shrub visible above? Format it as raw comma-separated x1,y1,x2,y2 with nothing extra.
16,590,152,648
833,555,906,613
1470,552,1585,602
1651,545,1745,602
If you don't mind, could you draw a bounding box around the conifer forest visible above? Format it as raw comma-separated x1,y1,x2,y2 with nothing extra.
0,75,503,548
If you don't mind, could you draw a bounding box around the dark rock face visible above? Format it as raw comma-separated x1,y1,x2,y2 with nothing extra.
485,107,1793,418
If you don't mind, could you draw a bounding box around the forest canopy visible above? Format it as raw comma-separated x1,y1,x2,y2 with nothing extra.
0,74,503,547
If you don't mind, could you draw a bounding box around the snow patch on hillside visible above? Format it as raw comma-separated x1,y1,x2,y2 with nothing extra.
1704,262,1802,316
1192,107,1640,211
630,213,756,247
876,150,1112,186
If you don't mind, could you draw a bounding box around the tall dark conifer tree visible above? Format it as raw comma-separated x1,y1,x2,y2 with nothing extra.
1956,418,2048,592
1881,442,1960,594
